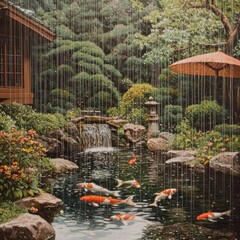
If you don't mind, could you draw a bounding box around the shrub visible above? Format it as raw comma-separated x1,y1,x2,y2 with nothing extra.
126,108,148,125
65,108,81,120
185,100,226,131
107,107,119,118
1,103,66,135
88,91,113,113
26,112,66,135
214,124,240,135
0,129,54,200
172,119,198,150
119,78,133,93
107,83,157,126
0,103,34,128
160,105,183,132
0,111,16,132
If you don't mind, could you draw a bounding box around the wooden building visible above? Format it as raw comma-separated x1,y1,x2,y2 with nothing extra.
0,0,55,104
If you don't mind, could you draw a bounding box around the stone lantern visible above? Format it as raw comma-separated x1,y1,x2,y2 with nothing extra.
145,96,159,139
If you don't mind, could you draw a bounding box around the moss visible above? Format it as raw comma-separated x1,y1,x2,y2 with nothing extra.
0,202,27,224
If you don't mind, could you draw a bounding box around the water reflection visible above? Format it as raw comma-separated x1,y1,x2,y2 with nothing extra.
52,149,240,239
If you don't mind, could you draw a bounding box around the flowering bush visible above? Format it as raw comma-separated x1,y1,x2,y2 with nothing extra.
173,120,240,164
0,129,53,200
0,162,39,200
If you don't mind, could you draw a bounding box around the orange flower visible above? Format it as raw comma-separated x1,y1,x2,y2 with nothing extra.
28,130,36,135
29,207,38,213
3,165,9,171
225,137,230,142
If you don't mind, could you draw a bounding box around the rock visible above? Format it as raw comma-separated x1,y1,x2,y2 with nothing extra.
84,115,108,123
166,156,194,164
15,193,62,223
165,150,197,159
147,138,170,152
142,222,237,240
135,140,147,148
71,117,85,124
64,122,80,141
210,152,240,176
62,136,82,158
50,158,78,174
0,213,55,240
123,123,146,143
189,163,205,173
111,133,129,147
159,132,175,144
107,119,129,128
36,135,62,158
46,129,65,141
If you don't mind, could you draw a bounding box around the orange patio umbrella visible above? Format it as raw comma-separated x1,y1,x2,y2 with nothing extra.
169,49,240,79
169,49,240,122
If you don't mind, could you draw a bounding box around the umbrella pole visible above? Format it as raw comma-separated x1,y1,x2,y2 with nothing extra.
213,70,219,128
214,70,219,102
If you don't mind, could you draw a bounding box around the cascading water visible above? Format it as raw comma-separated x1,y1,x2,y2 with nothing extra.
79,124,112,151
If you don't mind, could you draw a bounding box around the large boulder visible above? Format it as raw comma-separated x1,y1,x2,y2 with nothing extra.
46,129,65,141
159,132,175,144
142,222,237,240
50,158,79,174
15,193,62,223
0,213,55,240
165,150,197,159
64,122,80,142
147,138,170,152
165,156,195,164
210,152,240,176
107,119,129,128
123,123,146,143
36,135,62,158
62,136,82,157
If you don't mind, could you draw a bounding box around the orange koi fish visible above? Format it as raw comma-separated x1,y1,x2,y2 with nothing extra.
197,210,231,222
128,153,137,165
115,179,140,188
77,182,120,197
149,188,177,207
110,213,149,225
80,195,136,207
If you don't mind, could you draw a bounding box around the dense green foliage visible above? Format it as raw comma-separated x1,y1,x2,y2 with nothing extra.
185,100,226,131
9,0,240,124
1,103,66,135
0,202,27,223
160,105,183,132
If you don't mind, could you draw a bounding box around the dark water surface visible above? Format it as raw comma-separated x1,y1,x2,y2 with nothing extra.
52,148,240,239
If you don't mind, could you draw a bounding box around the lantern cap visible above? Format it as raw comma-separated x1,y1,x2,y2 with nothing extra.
145,96,159,106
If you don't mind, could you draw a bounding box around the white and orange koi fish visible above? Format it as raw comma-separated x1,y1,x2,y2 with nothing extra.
149,188,177,207
197,210,231,222
77,182,120,197
80,195,136,207
115,179,140,188
110,213,149,225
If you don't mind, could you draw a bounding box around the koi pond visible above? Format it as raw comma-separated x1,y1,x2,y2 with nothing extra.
52,148,240,239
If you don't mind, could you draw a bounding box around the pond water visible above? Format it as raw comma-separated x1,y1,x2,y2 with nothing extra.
52,148,240,240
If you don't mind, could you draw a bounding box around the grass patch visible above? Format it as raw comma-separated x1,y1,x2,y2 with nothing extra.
0,202,27,224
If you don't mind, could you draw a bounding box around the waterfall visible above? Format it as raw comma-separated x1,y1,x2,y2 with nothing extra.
79,124,112,151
